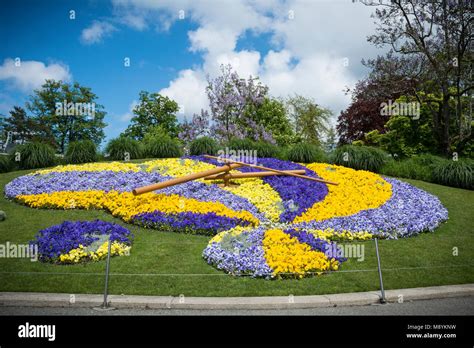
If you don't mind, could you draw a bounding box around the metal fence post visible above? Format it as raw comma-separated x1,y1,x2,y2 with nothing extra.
374,238,387,304
102,237,112,309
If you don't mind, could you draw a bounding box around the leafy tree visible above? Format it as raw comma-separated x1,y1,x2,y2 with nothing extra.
365,0,473,155
245,97,294,146
123,91,180,140
286,95,331,146
323,127,338,152
2,106,56,147
337,78,408,144
26,80,106,153
364,94,454,157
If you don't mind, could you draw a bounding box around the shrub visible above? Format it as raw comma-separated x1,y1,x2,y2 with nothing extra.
106,137,143,160
275,146,290,160
380,159,432,182
287,143,326,163
144,135,182,158
410,154,445,169
0,155,13,173
254,141,280,159
333,145,388,172
226,138,257,151
432,159,473,190
9,142,56,170
189,136,218,156
65,140,98,164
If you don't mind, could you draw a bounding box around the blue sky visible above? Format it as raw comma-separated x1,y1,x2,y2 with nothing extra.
0,0,383,145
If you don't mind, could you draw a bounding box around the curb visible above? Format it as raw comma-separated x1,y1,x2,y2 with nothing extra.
0,284,473,310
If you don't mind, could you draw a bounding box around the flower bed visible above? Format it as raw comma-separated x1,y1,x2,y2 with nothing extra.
31,220,133,264
5,157,448,276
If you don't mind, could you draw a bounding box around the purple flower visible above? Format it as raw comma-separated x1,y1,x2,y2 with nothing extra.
284,228,347,263
31,220,133,262
295,177,449,238
194,156,329,222
5,170,267,223
203,227,273,277
132,210,252,235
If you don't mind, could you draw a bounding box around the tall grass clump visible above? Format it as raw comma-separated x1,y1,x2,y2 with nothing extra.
144,135,183,158
0,155,13,173
432,159,473,190
65,140,98,164
106,137,143,160
333,145,388,172
189,136,219,156
286,143,326,163
9,142,57,169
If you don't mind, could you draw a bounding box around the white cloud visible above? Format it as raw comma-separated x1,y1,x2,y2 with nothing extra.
0,58,71,92
81,21,117,44
111,0,383,120
159,69,208,119
120,14,147,30
119,100,138,122
188,26,237,54
261,52,354,115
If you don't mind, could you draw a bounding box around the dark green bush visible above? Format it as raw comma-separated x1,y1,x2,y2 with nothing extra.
254,141,280,158
432,159,473,190
0,155,13,173
106,137,143,160
65,140,97,164
410,154,445,169
380,159,432,181
9,142,57,169
189,136,218,156
144,135,182,158
226,138,257,151
287,143,326,163
333,145,388,172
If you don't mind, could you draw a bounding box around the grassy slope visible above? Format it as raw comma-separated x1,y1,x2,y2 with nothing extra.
0,168,472,297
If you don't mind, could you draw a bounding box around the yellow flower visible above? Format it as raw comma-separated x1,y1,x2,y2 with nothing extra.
144,158,283,221
144,158,215,176
58,241,131,264
17,190,259,227
294,163,392,223
262,229,338,278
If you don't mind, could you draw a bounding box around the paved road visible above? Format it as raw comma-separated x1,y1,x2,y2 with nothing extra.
1,296,473,315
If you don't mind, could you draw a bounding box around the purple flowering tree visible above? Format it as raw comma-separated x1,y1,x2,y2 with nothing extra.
206,64,270,142
178,109,210,144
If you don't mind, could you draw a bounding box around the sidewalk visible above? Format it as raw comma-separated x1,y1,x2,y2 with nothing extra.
1,284,472,310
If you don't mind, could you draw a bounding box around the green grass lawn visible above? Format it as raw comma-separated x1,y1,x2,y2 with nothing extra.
0,167,473,297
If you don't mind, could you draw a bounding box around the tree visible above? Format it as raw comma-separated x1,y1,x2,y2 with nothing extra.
123,91,180,140
26,80,107,153
365,0,473,155
206,64,268,142
178,109,210,144
2,106,35,144
336,78,408,144
246,97,294,146
323,127,338,152
286,95,331,145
